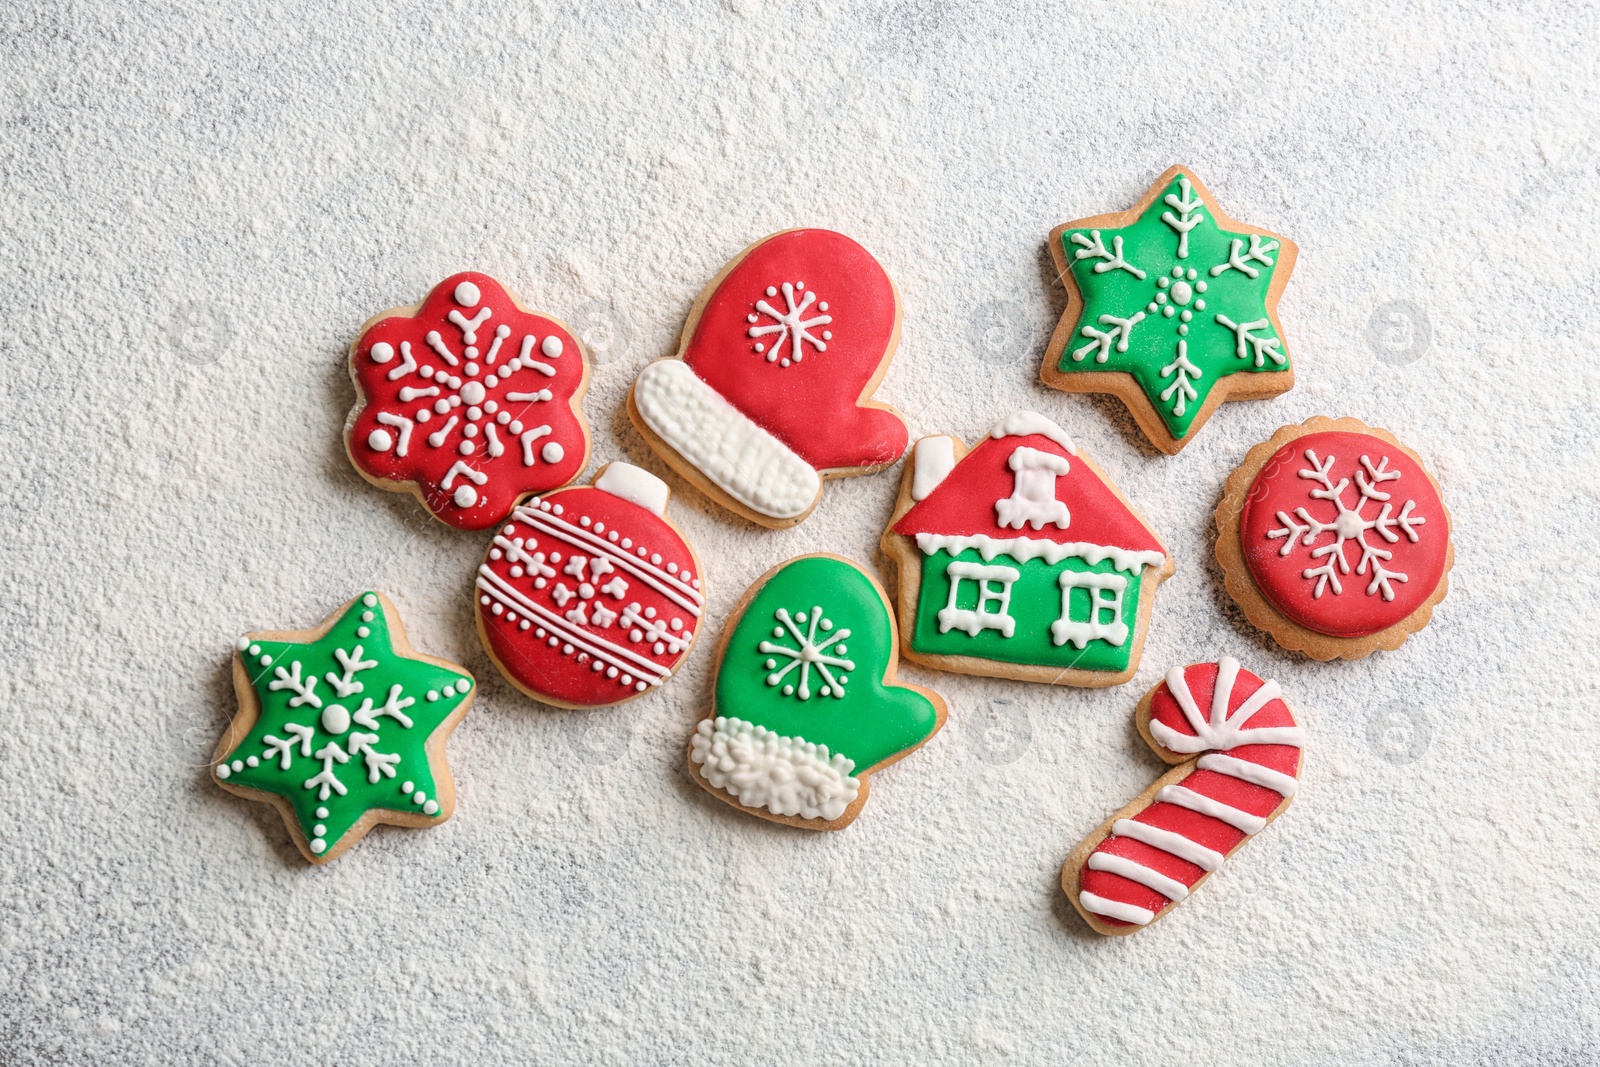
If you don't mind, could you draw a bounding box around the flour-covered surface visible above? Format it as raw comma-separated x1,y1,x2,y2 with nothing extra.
2,1,1597,1063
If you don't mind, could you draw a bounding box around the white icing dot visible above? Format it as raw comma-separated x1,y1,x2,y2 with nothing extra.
357,626,370,638
552,505,563,516
443,682,457,696
456,678,470,692
503,525,516,535
316,806,329,818
461,380,487,405
427,690,439,701
421,366,435,379
363,594,376,607
216,763,231,779
434,398,451,415
1196,279,1209,293
754,343,765,354
509,420,523,434
1195,299,1206,311
362,610,374,622
783,684,794,696
491,603,504,615
621,674,633,686
403,781,415,793
541,336,563,358
541,441,564,464
413,791,427,804
594,522,604,533
236,635,251,651
423,800,440,815
416,409,431,423
454,280,481,307
248,644,260,656
671,619,684,631
765,286,777,297
231,759,244,772
607,667,618,678
246,755,259,767
370,341,395,364
479,595,490,606
666,562,678,573
519,620,530,630
819,302,828,311
310,837,327,854
650,554,662,565
454,484,478,508
635,682,647,692
259,654,272,666
496,411,511,425
313,823,327,836
467,406,482,421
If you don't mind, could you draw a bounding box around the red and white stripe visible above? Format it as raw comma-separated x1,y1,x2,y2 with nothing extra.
1076,657,1303,929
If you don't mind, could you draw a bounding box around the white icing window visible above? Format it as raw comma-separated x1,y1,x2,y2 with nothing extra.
1051,571,1129,648
995,446,1072,530
938,561,1019,638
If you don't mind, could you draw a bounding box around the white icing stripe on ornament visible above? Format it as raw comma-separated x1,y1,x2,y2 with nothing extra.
593,462,670,517
427,416,459,448
506,389,553,402
484,325,510,365
1078,891,1155,926
1087,852,1190,901
1111,818,1225,872
386,341,417,381
689,716,859,822
1154,785,1267,835
1150,659,1305,754
912,532,1165,574
910,435,957,501
515,506,704,614
376,412,413,456
1196,753,1299,797
476,568,671,683
399,386,439,402
441,461,487,490
990,411,1077,455
425,331,459,366
632,359,820,519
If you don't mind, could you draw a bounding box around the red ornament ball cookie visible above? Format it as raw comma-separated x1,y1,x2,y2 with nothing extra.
345,272,592,530
1217,417,1454,659
475,462,705,709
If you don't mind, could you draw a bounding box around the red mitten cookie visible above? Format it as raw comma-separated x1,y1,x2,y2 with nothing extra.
629,229,910,527
1065,657,1304,934
345,273,592,530
475,462,705,709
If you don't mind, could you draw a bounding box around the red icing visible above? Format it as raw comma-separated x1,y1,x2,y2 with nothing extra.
476,484,702,708
348,272,588,530
1079,660,1303,928
892,432,1166,556
681,229,908,471
1240,430,1448,638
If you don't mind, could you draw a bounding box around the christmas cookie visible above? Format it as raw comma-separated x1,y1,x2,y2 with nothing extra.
1216,416,1454,659
1065,657,1304,934
214,592,474,863
688,554,946,830
345,272,591,530
1041,166,1298,454
475,462,705,709
628,229,910,528
880,412,1174,688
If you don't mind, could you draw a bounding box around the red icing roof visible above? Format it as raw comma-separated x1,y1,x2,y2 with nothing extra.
893,432,1166,554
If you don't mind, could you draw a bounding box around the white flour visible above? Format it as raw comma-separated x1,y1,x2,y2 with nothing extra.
2,1,1597,1063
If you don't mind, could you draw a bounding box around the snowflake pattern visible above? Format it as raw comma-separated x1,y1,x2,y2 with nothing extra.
476,492,705,700
218,594,471,857
1266,449,1427,601
1058,172,1291,439
746,281,833,368
357,276,580,518
760,605,855,700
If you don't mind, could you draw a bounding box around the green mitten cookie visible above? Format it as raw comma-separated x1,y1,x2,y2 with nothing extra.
689,554,946,829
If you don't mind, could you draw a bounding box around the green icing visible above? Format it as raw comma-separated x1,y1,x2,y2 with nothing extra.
1059,173,1287,439
713,556,939,773
220,593,471,856
911,550,1142,674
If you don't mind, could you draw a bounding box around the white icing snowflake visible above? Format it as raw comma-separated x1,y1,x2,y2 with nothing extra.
1267,449,1427,601
746,281,832,368
760,606,854,700
366,279,569,509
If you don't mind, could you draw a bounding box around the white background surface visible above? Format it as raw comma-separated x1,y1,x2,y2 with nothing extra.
3,1,1599,1063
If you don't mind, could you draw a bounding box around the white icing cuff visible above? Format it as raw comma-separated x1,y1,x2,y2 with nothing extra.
633,360,821,519
690,716,859,822
594,461,670,516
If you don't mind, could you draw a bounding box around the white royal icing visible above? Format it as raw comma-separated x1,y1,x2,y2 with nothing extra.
633,359,820,519
594,462,670,517
690,716,860,822
910,435,957,501
989,411,1077,455
913,532,1166,575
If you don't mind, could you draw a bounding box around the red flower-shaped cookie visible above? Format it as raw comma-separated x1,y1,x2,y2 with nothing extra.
345,273,591,530
629,229,910,527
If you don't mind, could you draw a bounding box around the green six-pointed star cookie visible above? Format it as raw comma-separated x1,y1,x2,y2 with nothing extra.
1046,167,1297,447
216,592,473,862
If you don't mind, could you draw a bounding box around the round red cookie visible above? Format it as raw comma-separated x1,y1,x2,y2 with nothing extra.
474,463,705,709
345,272,592,530
1239,430,1448,638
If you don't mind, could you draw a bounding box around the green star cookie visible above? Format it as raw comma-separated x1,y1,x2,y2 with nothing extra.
215,591,474,863
1043,166,1297,453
